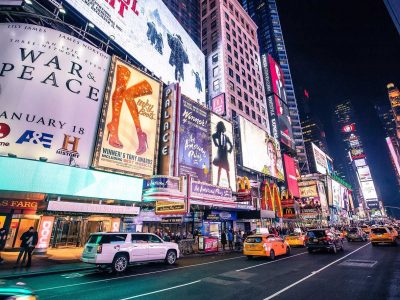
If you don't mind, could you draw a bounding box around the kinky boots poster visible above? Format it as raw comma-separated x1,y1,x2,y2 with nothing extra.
93,57,162,177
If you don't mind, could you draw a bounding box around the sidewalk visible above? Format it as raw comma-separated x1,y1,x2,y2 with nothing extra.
0,247,241,280
0,248,95,280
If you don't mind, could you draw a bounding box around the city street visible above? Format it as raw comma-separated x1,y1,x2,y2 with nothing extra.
10,242,400,300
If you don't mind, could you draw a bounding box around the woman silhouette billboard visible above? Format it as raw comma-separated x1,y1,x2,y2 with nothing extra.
212,121,233,189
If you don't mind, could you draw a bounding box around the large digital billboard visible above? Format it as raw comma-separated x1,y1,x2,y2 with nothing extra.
360,180,378,200
263,54,294,149
312,143,328,174
93,57,162,177
386,137,400,177
210,114,236,191
283,154,300,197
65,0,205,104
356,165,372,182
331,179,341,208
0,23,110,168
176,97,211,183
239,116,284,181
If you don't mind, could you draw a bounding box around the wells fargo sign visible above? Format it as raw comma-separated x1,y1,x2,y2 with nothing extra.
0,199,38,210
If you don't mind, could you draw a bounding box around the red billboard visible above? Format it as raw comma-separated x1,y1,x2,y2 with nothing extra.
211,93,226,116
283,154,300,198
342,123,355,133
267,54,294,149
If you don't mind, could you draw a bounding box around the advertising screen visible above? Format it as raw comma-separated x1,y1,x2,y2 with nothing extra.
360,180,378,200
299,184,318,198
0,23,110,168
211,93,226,116
210,114,236,191
65,0,205,104
93,57,162,177
312,143,328,174
176,97,211,182
326,177,333,206
266,54,294,149
317,181,329,213
283,154,300,197
357,165,372,182
354,158,367,167
386,137,400,177
239,116,284,181
331,180,341,208
326,156,334,174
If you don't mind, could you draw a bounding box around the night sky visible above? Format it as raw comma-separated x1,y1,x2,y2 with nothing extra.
276,0,400,217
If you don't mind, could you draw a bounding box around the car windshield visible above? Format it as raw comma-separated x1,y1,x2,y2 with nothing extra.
307,230,327,238
87,234,127,244
245,236,263,243
371,228,387,234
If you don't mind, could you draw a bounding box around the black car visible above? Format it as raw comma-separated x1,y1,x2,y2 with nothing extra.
306,229,344,253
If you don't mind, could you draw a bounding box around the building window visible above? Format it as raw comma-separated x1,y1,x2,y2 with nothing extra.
252,110,256,119
213,66,219,77
225,22,230,30
227,43,232,52
226,32,231,41
213,79,220,92
238,100,243,110
230,95,236,105
236,74,240,84
229,80,235,91
234,50,238,59
210,1,216,9
241,68,245,76
242,80,247,89
210,10,217,19
225,12,229,20
212,42,218,51
211,20,217,29
235,62,239,71
228,68,234,77
250,98,254,107
202,28,207,37
211,31,218,41
227,55,233,64
212,53,218,64
245,105,250,115
237,87,242,96
258,115,262,124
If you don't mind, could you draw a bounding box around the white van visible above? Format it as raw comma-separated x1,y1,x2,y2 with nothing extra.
81,232,180,273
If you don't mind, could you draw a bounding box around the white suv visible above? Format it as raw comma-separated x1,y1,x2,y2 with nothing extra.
81,232,180,273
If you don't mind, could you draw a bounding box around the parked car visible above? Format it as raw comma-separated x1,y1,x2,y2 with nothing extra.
306,229,344,253
284,233,306,247
346,227,368,242
0,280,36,299
81,232,180,273
370,227,397,246
386,226,399,238
243,234,290,260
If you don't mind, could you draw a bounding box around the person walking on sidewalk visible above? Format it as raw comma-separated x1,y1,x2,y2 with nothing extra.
221,230,227,251
15,227,38,268
228,229,233,251
0,228,6,263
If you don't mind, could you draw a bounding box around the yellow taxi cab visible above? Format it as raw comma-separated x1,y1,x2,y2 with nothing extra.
243,234,290,260
284,233,306,247
386,226,398,238
370,227,397,246
360,225,371,235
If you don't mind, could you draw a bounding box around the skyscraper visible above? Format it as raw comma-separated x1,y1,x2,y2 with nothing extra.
387,83,400,142
239,0,310,174
384,0,400,35
162,0,201,47
334,101,381,214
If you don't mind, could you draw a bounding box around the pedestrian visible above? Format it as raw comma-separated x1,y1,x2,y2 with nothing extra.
221,230,227,251
15,227,38,268
228,229,234,251
0,228,6,263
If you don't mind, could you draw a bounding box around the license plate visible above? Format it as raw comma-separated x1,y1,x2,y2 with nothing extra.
313,239,318,242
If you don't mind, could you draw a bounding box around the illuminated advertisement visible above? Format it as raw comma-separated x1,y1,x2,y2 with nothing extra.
158,83,179,176
331,180,341,208
211,114,236,191
93,57,162,177
211,93,226,116
265,54,294,149
155,201,186,215
326,156,334,174
317,181,329,214
65,0,205,104
360,181,378,200
386,137,400,177
342,123,355,133
350,147,365,160
326,177,333,206
354,158,367,167
283,154,300,197
239,116,284,181
0,23,110,168
190,180,234,207
299,184,318,198
357,165,372,182
312,143,328,174
176,97,211,182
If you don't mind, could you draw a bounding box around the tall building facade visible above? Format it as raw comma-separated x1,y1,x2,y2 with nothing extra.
384,0,400,35
201,0,269,132
334,101,381,214
239,0,310,174
387,83,400,142
162,0,201,47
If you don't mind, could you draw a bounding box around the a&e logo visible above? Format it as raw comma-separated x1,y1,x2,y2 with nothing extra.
16,130,53,148
0,123,11,139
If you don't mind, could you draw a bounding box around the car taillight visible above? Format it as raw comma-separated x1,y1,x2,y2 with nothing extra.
97,244,102,254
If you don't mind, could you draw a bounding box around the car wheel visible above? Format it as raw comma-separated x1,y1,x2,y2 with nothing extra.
286,246,291,256
307,248,314,254
269,249,275,260
332,245,337,254
340,243,344,251
372,242,377,247
247,255,253,260
112,253,128,273
165,250,177,265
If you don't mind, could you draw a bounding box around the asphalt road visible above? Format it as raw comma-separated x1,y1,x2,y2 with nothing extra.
11,241,400,300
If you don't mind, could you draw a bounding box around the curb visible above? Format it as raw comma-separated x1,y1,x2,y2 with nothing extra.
0,265,97,280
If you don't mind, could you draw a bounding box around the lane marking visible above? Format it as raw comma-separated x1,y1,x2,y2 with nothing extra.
263,243,371,300
235,252,307,272
35,256,243,292
119,280,201,300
